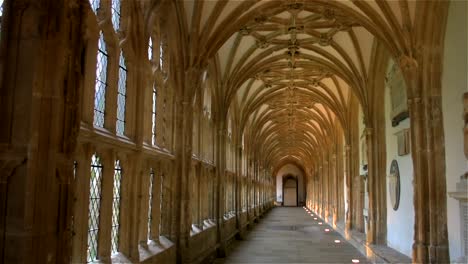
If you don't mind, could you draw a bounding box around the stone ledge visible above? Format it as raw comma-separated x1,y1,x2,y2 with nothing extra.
334,224,411,264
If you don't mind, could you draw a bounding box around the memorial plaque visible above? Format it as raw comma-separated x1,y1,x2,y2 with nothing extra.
389,160,400,211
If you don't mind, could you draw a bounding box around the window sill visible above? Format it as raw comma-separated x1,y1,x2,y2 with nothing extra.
138,236,174,262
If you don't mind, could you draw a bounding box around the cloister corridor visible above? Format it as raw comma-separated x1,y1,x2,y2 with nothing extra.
1,0,467,263
215,207,369,264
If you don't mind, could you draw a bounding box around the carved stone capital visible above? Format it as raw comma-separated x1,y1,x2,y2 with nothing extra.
398,55,419,74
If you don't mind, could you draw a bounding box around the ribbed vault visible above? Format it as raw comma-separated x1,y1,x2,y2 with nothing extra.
174,0,417,177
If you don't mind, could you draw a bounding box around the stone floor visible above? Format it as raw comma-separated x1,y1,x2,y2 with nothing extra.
214,207,370,264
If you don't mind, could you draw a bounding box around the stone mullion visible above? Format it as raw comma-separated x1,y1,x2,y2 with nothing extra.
103,44,119,134
117,155,133,258
138,161,150,244
71,145,93,263
160,162,171,238
196,163,202,228
143,162,154,242
202,168,208,222
97,150,115,261
142,69,154,144
82,33,100,126
151,167,162,241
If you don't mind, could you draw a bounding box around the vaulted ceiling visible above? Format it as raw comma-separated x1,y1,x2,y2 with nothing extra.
175,0,417,172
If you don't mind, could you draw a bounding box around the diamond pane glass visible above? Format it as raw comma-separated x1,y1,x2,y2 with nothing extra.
148,169,154,240
0,6,2,39
94,32,108,128
159,174,164,235
148,38,153,61
116,51,127,136
111,0,121,31
87,154,103,263
152,85,157,145
111,160,122,254
159,43,163,68
89,0,99,13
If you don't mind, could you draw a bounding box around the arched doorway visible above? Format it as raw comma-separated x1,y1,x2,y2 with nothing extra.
283,175,298,206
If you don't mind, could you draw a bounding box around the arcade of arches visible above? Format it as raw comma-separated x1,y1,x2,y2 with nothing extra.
0,0,467,263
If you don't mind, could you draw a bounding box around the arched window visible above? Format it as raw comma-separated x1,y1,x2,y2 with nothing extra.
111,160,123,253
111,0,121,31
87,154,103,263
152,85,157,145
89,0,99,13
148,168,154,239
93,32,108,128
116,51,127,136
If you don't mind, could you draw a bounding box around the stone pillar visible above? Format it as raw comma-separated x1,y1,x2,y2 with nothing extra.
235,146,242,230
323,156,329,220
0,0,83,262
400,53,450,263
344,145,353,231
171,66,200,263
215,123,227,257
331,153,338,226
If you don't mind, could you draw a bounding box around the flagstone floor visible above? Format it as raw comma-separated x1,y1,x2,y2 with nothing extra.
214,207,370,264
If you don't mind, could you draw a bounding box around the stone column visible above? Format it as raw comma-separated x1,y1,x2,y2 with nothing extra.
400,53,449,263
344,145,353,231
331,153,338,226
0,0,83,262
365,127,387,244
171,66,200,263
215,122,227,257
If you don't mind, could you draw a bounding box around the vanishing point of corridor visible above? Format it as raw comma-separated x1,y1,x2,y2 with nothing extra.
215,207,369,264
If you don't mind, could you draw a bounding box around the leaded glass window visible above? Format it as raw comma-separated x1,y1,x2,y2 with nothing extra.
89,0,99,13
148,37,153,61
87,154,103,263
93,32,108,128
116,51,127,136
148,168,154,240
159,174,164,236
151,85,157,145
0,0,4,38
111,160,122,254
111,0,121,32
159,42,164,69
